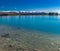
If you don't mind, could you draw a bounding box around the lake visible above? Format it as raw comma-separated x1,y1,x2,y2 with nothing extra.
0,15,60,33
0,16,60,51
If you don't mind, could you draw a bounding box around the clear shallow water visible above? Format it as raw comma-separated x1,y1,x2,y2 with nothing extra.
0,16,60,51
0,16,60,34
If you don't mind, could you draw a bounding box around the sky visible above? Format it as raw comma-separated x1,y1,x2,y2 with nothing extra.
0,0,60,12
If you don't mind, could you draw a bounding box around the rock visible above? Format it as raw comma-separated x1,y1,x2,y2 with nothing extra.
51,42,55,45
31,48,44,51
8,45,13,48
31,49,37,51
17,47,26,51
1,33,10,38
0,48,6,51
57,48,60,51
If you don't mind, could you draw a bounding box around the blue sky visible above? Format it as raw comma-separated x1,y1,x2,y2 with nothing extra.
0,0,60,11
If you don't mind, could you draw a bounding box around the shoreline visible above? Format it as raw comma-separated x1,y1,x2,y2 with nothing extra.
0,11,59,16
0,25,60,51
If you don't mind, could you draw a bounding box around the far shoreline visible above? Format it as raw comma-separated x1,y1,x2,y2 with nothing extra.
0,11,60,16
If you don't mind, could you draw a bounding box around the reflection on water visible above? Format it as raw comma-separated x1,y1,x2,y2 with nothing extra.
0,16,60,51
0,16,60,33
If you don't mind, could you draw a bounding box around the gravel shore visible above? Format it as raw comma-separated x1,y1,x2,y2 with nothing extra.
0,25,60,51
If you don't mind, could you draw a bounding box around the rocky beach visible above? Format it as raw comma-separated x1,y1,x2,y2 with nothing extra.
0,25,60,51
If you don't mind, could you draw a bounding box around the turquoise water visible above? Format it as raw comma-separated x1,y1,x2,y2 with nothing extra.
0,16,60,34
0,16,60,51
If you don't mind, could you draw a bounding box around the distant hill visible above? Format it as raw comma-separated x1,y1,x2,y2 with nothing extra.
0,11,59,16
